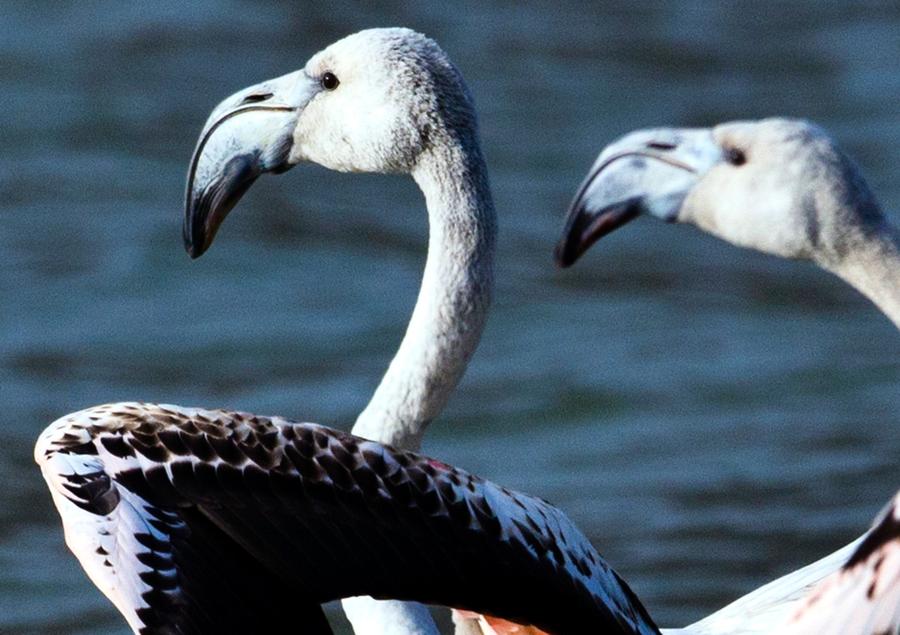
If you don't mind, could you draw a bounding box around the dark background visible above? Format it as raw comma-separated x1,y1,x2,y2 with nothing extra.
2,2,899,632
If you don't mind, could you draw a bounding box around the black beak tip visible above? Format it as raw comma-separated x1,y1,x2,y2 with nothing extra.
184,237,209,260
553,240,578,269
553,200,593,269
182,216,209,259
554,198,642,270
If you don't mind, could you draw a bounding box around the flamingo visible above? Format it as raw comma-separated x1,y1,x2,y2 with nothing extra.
552,116,899,634
183,26,498,634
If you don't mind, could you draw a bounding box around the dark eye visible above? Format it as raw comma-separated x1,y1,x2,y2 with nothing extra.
725,147,746,166
240,92,273,105
321,72,340,91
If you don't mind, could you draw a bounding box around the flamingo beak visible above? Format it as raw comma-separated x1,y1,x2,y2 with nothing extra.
554,128,721,267
184,70,320,258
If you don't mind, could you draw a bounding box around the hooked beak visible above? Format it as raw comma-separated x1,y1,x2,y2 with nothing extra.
554,128,722,267
184,70,320,258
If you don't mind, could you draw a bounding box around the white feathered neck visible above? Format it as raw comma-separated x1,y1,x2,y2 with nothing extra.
351,117,496,451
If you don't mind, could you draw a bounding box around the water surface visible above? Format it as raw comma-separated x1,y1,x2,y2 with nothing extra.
2,2,899,632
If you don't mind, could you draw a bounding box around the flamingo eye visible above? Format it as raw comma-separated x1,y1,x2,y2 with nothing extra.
321,72,340,91
725,147,746,166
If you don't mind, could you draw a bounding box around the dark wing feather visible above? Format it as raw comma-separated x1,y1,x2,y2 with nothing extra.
36,402,659,635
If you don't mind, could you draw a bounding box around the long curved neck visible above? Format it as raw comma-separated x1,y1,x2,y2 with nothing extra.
824,217,900,329
351,131,496,451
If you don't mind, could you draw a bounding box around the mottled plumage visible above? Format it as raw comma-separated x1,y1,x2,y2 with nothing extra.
36,401,900,634
36,402,659,635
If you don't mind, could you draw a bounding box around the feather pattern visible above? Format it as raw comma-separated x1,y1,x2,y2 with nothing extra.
779,493,900,634
36,402,659,635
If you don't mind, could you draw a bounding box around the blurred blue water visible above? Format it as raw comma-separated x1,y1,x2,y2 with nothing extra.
1,2,898,632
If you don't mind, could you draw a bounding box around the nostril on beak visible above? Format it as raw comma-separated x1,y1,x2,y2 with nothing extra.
240,92,274,105
646,141,677,151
